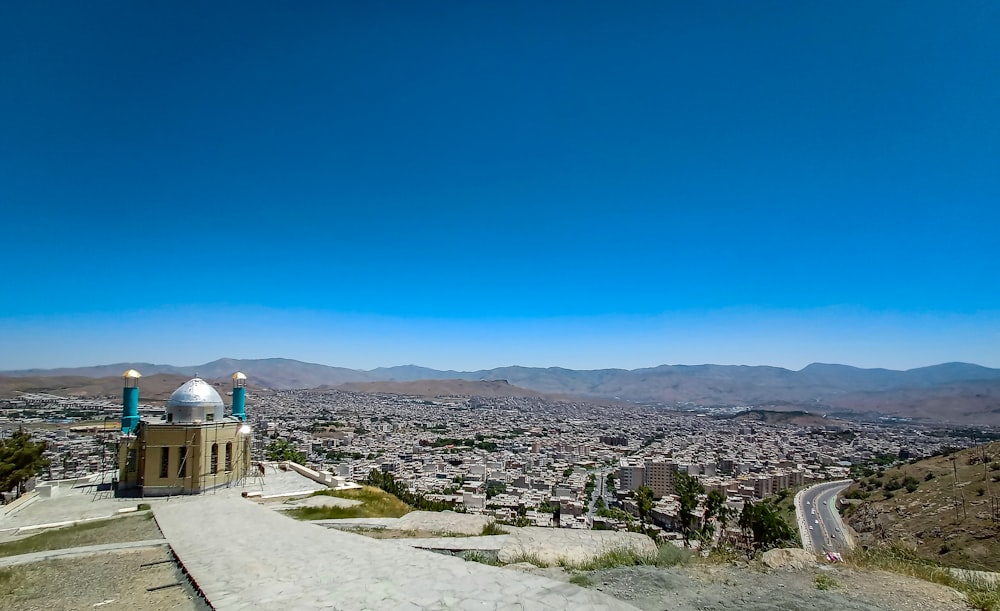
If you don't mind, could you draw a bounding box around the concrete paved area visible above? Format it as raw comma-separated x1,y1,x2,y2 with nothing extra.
0,539,168,567
0,467,322,541
154,496,639,610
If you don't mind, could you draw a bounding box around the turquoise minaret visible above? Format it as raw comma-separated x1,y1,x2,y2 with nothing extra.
121,369,141,433
231,371,247,421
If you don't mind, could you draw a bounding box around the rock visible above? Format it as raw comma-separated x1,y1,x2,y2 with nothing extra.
761,548,816,570
498,527,657,566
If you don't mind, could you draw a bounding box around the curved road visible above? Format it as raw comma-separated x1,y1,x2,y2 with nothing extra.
796,480,853,554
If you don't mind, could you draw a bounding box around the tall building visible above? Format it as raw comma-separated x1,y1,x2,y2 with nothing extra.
117,371,253,496
643,460,677,498
618,460,645,492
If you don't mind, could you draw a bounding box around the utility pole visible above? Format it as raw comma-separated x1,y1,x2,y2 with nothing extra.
951,456,961,523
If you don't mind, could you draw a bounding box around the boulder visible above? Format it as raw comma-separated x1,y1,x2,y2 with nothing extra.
761,548,816,570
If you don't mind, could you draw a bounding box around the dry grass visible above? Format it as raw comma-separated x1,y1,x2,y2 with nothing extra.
0,512,159,558
0,547,206,610
284,486,410,520
846,544,1000,611
844,441,1000,571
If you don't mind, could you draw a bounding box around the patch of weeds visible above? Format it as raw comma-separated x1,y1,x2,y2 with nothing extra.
655,543,693,567
286,486,410,520
137,503,151,511
846,545,1000,611
815,574,837,590
481,521,508,536
569,573,593,587
561,547,656,571
967,589,1000,611
463,551,501,566
505,551,550,568
0,514,157,558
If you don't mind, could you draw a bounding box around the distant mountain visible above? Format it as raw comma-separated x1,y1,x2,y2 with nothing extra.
4,358,1000,424
335,379,553,399
0,358,371,390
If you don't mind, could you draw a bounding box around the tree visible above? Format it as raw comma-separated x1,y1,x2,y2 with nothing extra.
738,501,796,557
606,472,617,492
674,471,704,546
485,481,506,498
700,489,727,543
0,430,50,496
265,439,305,463
635,485,654,524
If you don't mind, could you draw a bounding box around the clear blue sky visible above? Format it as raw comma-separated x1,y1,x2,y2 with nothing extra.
2,2,998,371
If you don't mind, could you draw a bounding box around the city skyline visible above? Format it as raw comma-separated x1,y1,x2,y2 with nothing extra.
2,3,998,371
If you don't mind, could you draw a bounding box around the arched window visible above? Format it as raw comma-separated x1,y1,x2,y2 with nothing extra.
211,443,219,474
225,442,233,471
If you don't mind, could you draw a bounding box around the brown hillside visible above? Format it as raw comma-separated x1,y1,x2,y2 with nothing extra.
334,379,553,400
0,374,242,405
843,440,1000,572
729,409,839,427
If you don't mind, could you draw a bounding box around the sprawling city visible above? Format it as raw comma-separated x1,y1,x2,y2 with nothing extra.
4,1,1000,609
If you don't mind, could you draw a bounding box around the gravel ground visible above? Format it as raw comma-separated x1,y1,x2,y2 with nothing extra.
0,511,208,610
0,547,209,611
581,562,970,611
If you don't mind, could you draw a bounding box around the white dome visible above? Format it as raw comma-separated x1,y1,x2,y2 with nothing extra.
166,378,224,423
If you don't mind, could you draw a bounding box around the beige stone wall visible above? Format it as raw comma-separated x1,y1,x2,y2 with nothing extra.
119,420,252,495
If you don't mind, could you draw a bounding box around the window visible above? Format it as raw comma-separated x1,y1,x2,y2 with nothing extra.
160,447,170,478
225,442,233,471
167,413,173,423
206,413,214,422
211,443,219,474
178,446,187,478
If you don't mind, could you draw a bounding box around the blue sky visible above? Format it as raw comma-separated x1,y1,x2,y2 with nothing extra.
2,2,998,371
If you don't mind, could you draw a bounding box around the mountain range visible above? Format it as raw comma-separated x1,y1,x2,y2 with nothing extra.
3,358,1000,425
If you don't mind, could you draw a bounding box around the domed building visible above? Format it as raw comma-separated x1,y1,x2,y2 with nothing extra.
117,371,252,496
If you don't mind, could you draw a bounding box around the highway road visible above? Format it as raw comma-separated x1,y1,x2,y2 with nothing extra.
797,480,853,554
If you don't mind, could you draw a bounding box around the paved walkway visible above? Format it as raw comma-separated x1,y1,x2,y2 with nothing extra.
0,539,168,567
154,496,639,610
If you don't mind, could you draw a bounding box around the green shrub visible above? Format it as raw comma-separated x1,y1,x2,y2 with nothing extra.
561,547,656,571
655,543,693,567
815,574,837,590
463,551,500,566
569,574,593,587
481,521,508,536
504,552,550,568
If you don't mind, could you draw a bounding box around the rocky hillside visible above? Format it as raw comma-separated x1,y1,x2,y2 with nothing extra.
843,441,1000,572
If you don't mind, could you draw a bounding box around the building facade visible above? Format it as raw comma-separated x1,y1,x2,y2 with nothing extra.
117,373,252,496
